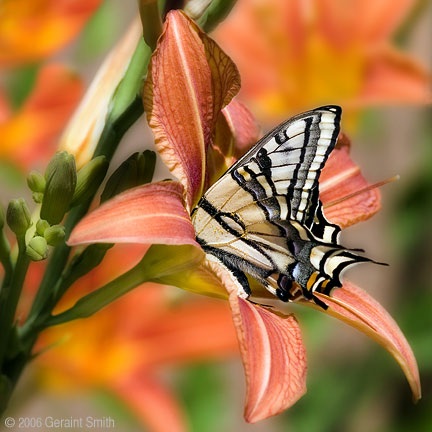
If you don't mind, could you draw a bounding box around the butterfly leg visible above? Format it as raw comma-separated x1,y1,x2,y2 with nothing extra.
311,294,328,310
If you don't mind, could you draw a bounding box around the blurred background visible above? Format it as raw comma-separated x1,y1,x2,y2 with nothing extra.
0,1,431,431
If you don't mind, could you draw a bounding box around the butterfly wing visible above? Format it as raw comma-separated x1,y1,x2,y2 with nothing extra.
192,106,370,306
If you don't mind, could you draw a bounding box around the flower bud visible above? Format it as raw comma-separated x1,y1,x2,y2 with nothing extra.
6,199,31,238
100,151,156,203
32,192,44,204
184,0,212,20
44,225,66,246
71,156,109,207
27,171,46,193
36,219,50,236
41,151,77,224
26,236,48,261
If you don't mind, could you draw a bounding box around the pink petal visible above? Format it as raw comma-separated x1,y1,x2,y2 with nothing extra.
229,293,307,423
143,10,240,210
320,143,381,228
134,296,238,368
223,99,262,159
306,281,421,401
360,46,431,105
207,99,261,185
68,181,198,246
353,0,415,43
206,261,307,421
317,0,415,46
112,373,187,432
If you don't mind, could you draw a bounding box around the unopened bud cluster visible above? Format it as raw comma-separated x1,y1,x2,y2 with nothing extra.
2,151,109,262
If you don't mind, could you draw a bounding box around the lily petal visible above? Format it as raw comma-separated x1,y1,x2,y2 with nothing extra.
230,293,307,423
317,0,415,46
209,260,307,422
304,281,421,401
112,373,187,432
133,296,238,368
69,181,197,246
143,10,240,210
0,64,83,168
208,99,261,185
0,0,103,66
360,46,431,105
59,19,142,168
320,144,381,228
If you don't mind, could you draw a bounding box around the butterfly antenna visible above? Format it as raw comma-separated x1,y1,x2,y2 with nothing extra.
323,175,399,209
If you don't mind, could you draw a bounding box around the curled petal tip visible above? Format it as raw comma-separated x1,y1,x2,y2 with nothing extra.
308,282,421,402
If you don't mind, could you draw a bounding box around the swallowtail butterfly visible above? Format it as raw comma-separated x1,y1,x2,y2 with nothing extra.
191,106,375,309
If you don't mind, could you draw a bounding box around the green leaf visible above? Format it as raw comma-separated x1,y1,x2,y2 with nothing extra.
197,0,237,32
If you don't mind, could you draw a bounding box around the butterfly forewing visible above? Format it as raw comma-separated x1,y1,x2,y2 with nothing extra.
192,105,372,307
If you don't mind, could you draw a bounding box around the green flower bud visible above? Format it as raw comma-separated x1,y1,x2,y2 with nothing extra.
26,236,48,261
100,151,156,203
44,225,65,246
32,192,44,204
184,0,213,20
41,151,77,224
27,171,46,193
71,156,109,207
6,198,31,238
36,219,50,236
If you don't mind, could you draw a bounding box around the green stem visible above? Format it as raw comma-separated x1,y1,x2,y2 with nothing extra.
0,238,30,368
27,36,150,323
26,200,89,322
0,231,13,290
45,261,147,326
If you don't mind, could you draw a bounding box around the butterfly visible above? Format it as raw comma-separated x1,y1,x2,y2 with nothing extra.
191,105,375,309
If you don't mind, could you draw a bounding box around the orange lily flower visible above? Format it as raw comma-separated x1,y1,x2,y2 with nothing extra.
67,11,420,423
0,64,83,169
34,245,238,432
0,0,103,66
213,0,431,122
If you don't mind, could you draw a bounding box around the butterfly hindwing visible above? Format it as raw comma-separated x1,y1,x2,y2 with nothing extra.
192,105,372,307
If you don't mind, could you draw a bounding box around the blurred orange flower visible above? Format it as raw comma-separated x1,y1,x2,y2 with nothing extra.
68,11,420,423
214,0,431,123
0,0,102,66
0,64,83,169
35,246,238,432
